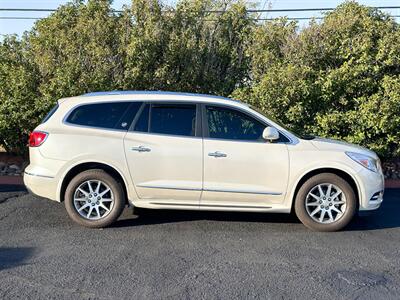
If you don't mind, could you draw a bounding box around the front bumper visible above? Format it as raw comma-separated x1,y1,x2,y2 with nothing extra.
357,167,384,211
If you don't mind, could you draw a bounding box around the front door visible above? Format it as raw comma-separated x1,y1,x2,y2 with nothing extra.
201,105,289,208
124,102,202,206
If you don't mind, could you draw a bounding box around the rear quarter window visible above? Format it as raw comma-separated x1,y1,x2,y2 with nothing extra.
66,102,141,130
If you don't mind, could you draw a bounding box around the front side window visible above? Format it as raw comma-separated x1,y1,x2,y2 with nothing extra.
206,106,265,141
150,104,196,137
66,102,137,130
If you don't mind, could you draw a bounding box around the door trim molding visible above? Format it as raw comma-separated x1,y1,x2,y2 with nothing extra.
137,184,282,196
137,184,202,192
203,188,282,196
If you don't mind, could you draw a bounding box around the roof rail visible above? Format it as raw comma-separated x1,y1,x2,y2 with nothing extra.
81,90,238,102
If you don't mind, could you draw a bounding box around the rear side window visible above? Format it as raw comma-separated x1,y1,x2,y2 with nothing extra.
66,102,139,130
42,103,59,123
150,104,196,137
133,103,197,137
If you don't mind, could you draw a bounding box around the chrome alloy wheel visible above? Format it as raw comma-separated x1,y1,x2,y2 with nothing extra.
73,180,114,220
305,183,347,224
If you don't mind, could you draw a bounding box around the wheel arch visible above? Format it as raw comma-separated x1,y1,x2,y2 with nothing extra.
59,162,130,204
290,167,360,212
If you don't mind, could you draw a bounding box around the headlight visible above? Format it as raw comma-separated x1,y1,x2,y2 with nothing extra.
346,152,378,173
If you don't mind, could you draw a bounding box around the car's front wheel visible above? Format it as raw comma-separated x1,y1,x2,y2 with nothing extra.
294,173,357,232
64,169,125,228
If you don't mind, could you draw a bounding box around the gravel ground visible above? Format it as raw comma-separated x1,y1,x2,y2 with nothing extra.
0,186,399,300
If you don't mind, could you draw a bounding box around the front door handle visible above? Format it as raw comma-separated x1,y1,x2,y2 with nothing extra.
131,146,151,152
208,151,227,158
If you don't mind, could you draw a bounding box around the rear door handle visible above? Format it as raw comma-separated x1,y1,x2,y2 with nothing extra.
131,146,151,152
208,151,227,158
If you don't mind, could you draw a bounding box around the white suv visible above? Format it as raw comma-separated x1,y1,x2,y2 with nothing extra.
24,91,384,231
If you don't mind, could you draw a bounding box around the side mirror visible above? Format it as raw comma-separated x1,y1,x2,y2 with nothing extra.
262,126,279,142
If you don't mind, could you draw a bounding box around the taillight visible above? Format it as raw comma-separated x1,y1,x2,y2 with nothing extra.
29,131,48,147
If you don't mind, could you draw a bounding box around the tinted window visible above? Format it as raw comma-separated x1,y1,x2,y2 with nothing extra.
66,102,130,129
206,106,265,141
42,103,59,123
150,104,196,137
115,102,142,130
134,104,149,132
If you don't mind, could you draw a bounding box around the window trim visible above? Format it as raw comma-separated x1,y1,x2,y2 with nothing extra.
62,99,292,143
201,103,292,144
129,101,202,139
128,102,147,132
63,101,141,132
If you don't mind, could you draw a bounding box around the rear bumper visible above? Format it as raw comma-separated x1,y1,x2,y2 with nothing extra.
23,171,58,202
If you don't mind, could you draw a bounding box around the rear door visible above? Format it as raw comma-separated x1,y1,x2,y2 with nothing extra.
124,102,203,205
201,104,289,208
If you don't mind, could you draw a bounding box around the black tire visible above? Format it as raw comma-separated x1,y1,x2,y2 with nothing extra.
294,173,357,232
64,169,125,228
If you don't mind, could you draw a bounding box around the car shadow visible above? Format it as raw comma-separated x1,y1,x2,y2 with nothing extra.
0,247,35,271
113,208,300,228
0,184,27,193
113,188,400,231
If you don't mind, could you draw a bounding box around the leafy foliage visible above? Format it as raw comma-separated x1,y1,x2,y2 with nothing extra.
0,0,399,158
0,36,40,154
233,2,400,158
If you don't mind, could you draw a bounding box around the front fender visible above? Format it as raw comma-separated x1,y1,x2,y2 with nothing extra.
285,161,363,210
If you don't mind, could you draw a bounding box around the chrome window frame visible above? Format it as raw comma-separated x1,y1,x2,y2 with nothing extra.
62,99,295,144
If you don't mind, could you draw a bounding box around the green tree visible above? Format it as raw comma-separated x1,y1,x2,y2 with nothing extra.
1,0,400,158
0,36,40,154
124,0,253,94
28,0,125,99
0,0,254,155
233,2,400,158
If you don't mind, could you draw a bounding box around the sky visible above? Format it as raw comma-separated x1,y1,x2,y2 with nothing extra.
0,0,399,37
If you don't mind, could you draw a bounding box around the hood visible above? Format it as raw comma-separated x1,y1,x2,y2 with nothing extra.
310,137,378,159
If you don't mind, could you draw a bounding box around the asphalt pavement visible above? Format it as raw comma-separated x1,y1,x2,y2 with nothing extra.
0,185,399,299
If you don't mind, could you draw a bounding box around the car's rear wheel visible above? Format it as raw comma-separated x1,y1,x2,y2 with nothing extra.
65,169,125,228
294,173,357,232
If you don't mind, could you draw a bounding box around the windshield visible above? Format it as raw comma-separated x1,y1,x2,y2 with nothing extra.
249,105,315,140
